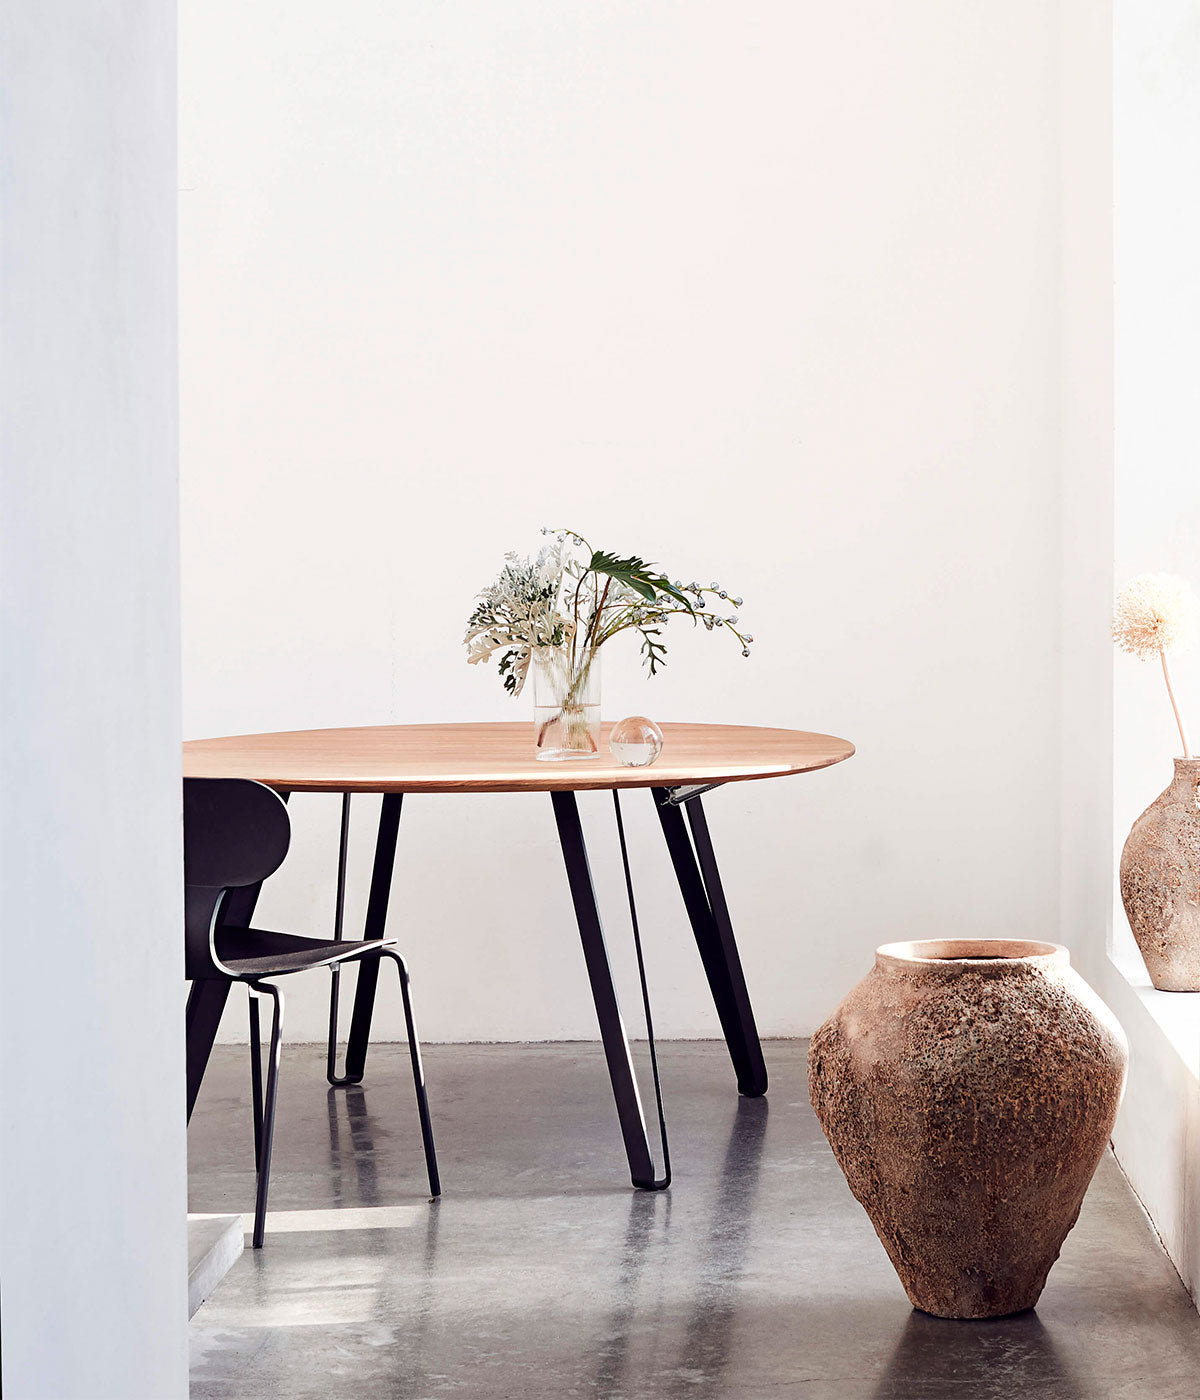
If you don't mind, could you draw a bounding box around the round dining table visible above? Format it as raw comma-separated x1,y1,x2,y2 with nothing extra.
182,720,854,1189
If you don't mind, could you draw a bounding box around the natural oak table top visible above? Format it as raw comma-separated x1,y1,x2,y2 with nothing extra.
182,721,855,795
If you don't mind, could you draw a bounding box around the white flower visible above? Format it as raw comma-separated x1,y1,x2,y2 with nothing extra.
1112,573,1200,660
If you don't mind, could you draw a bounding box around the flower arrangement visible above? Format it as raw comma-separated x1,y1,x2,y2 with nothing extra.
1113,572,1200,757
465,528,752,757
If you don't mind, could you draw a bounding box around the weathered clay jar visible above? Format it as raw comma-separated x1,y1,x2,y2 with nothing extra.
1120,758,1200,991
808,939,1127,1320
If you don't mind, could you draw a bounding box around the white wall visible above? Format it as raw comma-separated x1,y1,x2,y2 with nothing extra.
181,1,1064,1045
1112,0,1200,907
0,3,189,1396
1058,0,1115,1001
1105,0,1200,1306
1060,0,1200,1310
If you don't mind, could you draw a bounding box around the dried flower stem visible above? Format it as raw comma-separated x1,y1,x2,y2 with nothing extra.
1160,647,1191,758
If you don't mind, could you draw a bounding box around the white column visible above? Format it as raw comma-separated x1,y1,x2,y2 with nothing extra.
0,1,189,1394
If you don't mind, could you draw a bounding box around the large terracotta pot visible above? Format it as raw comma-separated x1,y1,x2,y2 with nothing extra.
808,939,1127,1320
1120,758,1200,991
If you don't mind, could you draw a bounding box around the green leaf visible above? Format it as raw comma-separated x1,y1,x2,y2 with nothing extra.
499,649,519,693
589,550,694,613
638,626,669,677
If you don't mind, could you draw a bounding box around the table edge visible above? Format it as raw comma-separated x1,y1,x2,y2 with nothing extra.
180,748,855,794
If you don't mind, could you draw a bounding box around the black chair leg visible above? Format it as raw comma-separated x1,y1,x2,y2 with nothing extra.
249,991,264,1171
380,949,440,1198
247,980,284,1247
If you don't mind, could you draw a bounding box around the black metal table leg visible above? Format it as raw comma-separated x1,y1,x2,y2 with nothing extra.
653,789,768,1097
551,790,660,1189
339,793,404,1084
611,792,670,1190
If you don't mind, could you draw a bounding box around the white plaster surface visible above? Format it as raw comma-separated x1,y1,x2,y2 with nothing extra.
180,0,1064,1046
0,1,189,1393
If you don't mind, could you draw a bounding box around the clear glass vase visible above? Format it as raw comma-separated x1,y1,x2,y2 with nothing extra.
532,647,601,761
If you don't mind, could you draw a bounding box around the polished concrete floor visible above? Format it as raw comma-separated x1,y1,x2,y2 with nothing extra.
189,1040,1200,1399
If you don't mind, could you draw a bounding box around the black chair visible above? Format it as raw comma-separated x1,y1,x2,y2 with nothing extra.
184,777,439,1247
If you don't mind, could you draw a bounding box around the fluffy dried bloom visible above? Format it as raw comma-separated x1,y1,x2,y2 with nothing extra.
1112,573,1200,659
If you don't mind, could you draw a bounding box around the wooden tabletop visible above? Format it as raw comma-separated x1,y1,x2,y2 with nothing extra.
182,722,855,795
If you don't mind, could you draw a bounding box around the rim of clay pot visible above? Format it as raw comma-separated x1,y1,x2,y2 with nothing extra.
875,939,1068,972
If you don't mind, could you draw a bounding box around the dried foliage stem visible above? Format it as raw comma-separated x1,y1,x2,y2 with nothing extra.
585,578,611,653
1160,647,1191,759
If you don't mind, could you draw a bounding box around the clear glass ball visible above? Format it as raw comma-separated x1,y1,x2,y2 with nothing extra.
609,715,664,768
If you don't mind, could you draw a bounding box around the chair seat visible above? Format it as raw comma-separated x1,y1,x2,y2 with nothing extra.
214,926,398,978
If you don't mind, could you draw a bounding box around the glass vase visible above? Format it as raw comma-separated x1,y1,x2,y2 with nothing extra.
532,646,601,761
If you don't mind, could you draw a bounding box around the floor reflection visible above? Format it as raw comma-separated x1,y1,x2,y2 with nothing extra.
324,1080,443,1395
327,1083,381,1206
588,1093,770,1398
872,1309,1087,1400
666,1095,769,1396
590,1188,671,1396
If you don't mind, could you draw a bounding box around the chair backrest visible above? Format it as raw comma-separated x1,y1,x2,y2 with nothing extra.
183,778,291,979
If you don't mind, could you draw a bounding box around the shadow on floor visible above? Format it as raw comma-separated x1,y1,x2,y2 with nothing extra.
872,1311,1086,1400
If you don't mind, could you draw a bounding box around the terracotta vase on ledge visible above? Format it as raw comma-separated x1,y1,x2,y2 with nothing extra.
1120,758,1200,991
808,939,1127,1320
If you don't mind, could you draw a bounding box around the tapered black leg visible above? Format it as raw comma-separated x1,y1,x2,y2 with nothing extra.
186,980,230,1122
341,794,404,1083
551,791,658,1189
612,792,670,1190
249,992,264,1170
653,790,767,1097
249,980,284,1249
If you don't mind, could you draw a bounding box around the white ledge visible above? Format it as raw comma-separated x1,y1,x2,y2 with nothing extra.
1108,942,1200,1078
